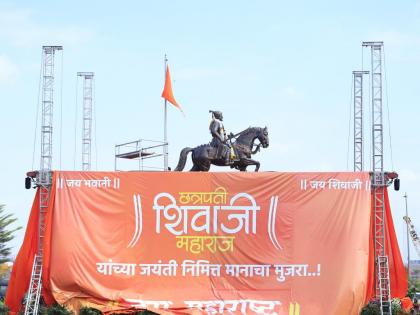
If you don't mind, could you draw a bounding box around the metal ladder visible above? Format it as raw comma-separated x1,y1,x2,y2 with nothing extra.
378,255,391,315
24,255,43,315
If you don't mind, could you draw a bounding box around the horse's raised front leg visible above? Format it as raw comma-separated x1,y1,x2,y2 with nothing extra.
254,160,260,172
238,158,260,172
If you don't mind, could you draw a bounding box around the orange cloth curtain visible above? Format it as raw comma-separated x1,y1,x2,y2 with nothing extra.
6,172,407,315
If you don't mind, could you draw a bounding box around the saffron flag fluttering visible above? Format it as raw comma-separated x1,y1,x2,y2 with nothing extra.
161,65,183,112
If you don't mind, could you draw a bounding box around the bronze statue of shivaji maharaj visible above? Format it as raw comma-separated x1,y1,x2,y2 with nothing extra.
209,110,234,165
174,110,269,172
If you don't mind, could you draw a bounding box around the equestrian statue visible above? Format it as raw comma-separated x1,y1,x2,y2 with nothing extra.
174,110,269,172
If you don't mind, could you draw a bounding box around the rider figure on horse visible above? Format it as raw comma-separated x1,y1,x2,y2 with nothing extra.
209,110,233,165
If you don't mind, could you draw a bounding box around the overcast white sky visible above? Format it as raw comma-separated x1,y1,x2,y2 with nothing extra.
0,0,419,261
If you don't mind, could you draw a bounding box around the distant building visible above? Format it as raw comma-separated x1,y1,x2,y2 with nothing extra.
410,260,420,281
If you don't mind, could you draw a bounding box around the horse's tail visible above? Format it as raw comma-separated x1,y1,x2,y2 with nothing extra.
174,147,193,171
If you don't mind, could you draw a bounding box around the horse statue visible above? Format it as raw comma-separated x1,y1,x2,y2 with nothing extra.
174,126,269,172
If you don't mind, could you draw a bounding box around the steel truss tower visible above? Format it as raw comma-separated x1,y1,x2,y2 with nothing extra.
25,45,63,315
362,41,391,315
77,72,94,171
353,70,369,172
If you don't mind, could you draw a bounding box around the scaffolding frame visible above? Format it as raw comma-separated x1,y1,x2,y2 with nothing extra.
77,72,94,171
25,45,62,315
353,70,369,172
115,139,167,171
363,41,391,315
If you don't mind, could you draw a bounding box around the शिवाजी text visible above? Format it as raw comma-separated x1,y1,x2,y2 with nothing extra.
153,190,260,236
126,187,267,252
96,259,321,283
152,189,261,253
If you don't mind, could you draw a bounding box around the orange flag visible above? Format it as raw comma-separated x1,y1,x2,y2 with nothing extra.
161,65,183,112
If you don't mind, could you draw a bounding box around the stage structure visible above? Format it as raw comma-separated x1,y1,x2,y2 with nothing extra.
362,41,391,315
25,45,63,315
353,70,369,172
114,139,167,171
10,42,405,315
77,72,95,171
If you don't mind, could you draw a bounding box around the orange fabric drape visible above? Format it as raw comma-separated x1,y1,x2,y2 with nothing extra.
47,172,374,314
42,172,57,305
384,189,407,297
365,192,376,302
5,174,57,313
5,191,40,313
6,172,408,315
365,187,408,301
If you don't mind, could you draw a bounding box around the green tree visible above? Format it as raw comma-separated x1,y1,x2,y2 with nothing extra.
408,277,420,299
0,204,21,263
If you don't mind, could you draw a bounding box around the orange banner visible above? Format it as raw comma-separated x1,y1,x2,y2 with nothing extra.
6,171,407,315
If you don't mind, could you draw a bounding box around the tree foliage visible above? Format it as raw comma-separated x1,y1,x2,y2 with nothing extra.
0,300,9,315
80,307,102,315
408,277,420,299
0,204,21,263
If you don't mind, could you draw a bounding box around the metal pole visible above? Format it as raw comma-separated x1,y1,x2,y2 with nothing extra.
404,193,410,277
164,54,168,171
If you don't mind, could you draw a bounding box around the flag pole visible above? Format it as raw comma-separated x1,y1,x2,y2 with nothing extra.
164,54,168,171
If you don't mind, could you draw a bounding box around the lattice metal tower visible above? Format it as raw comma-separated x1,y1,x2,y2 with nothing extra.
353,71,369,171
77,72,94,171
362,41,391,315
25,45,63,315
